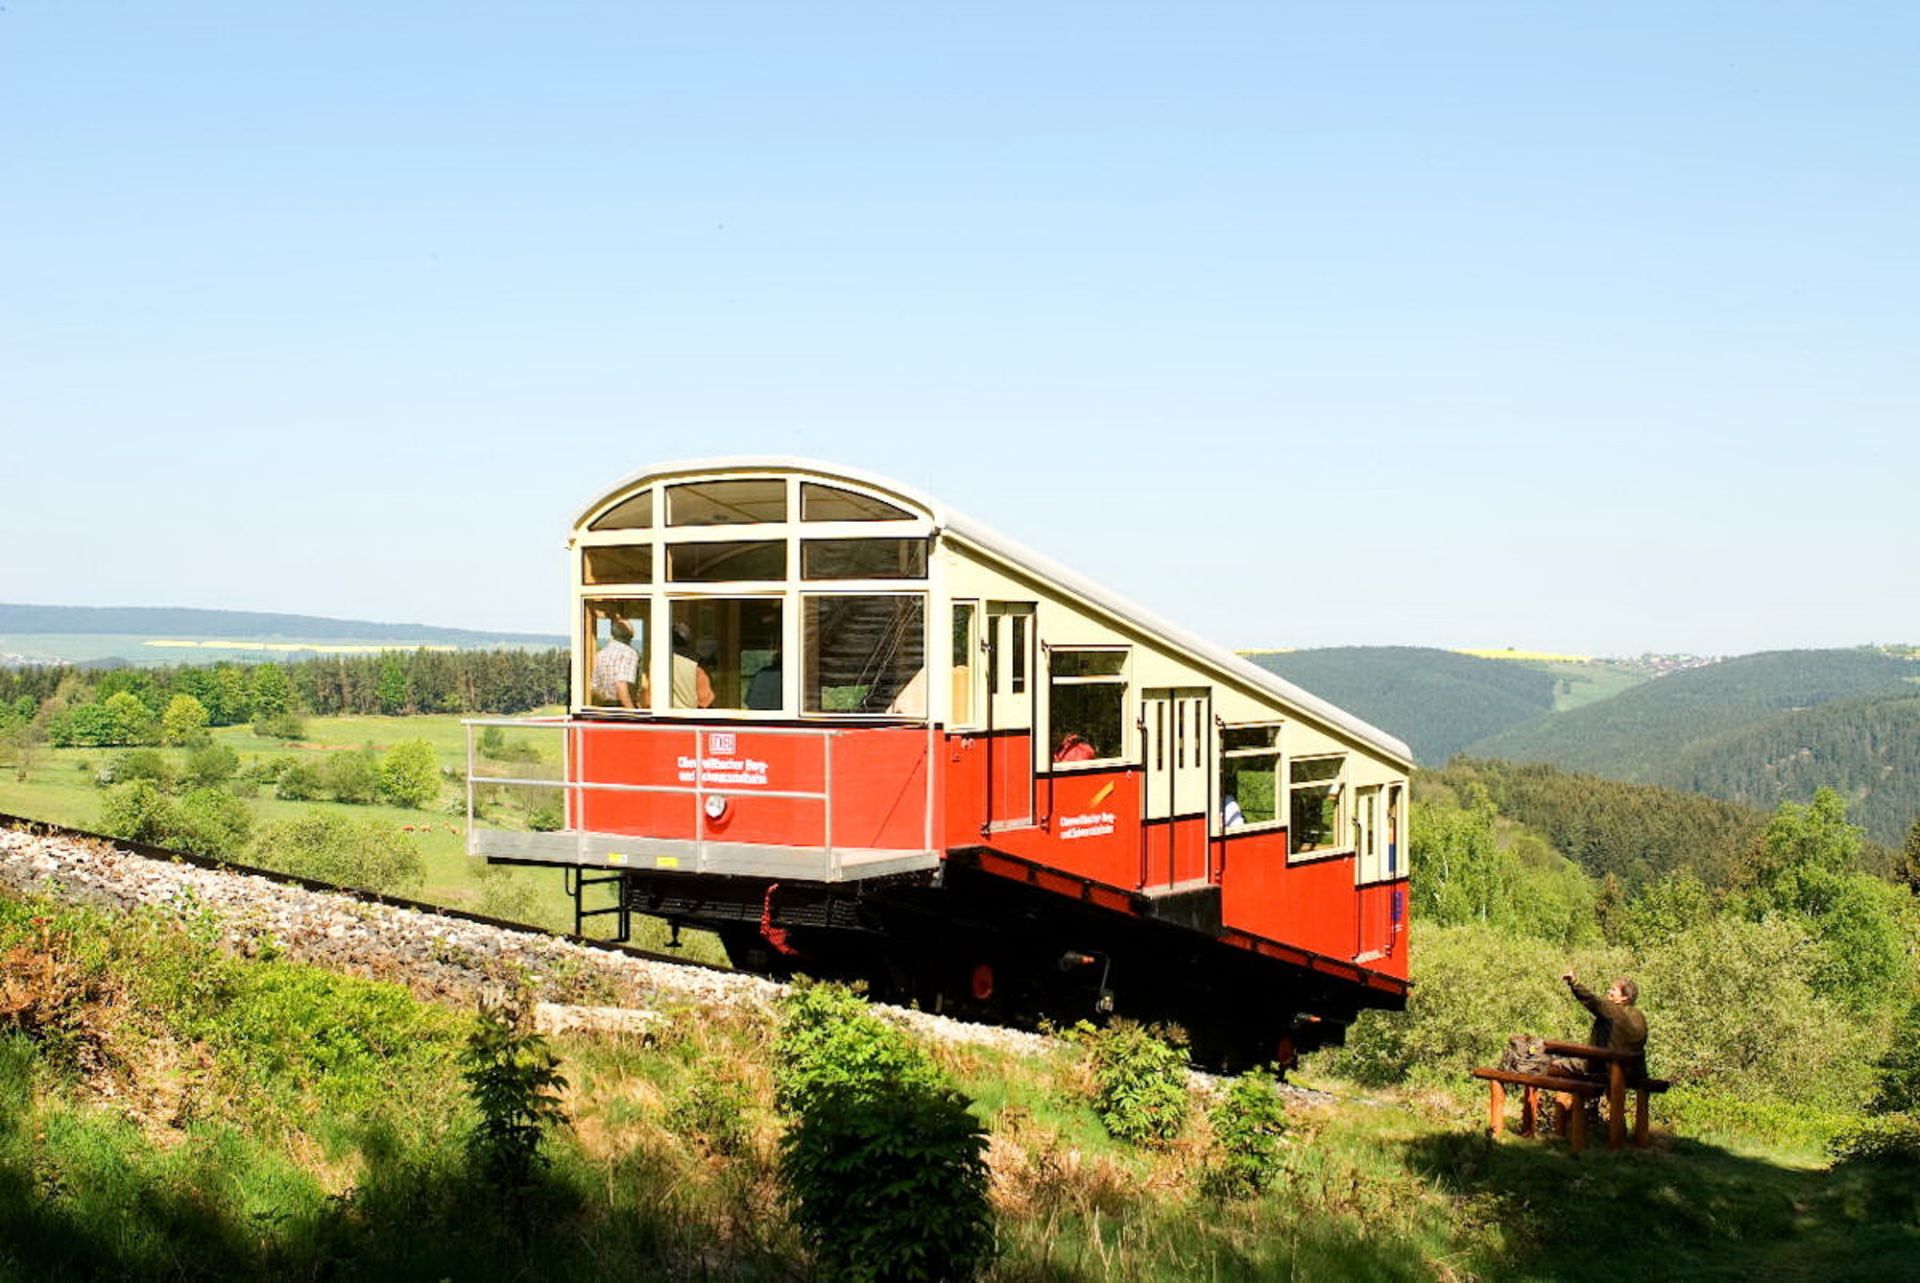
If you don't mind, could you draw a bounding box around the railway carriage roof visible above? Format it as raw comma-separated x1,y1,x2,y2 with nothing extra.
576,456,1415,767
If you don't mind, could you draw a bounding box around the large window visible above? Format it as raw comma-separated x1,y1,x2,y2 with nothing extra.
582,544,652,585
801,538,928,580
667,479,787,526
1048,649,1127,764
1218,724,1281,830
584,600,650,710
804,595,926,715
668,599,782,710
800,482,913,522
1289,755,1346,857
667,540,786,582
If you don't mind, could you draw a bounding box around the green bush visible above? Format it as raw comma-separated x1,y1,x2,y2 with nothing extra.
100,748,176,791
274,759,326,802
182,742,240,789
666,1073,752,1158
1828,1112,1920,1165
773,979,992,1282
253,813,426,896
251,710,307,741
99,780,179,846
1870,999,1920,1114
773,979,942,1113
1080,1020,1190,1145
379,739,441,809
322,747,381,804
462,1000,569,1193
1202,1068,1289,1199
171,788,254,859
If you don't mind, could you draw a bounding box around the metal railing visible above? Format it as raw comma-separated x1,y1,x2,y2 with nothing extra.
462,715,939,881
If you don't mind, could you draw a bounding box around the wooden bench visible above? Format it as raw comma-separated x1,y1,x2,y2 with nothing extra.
1472,1042,1670,1153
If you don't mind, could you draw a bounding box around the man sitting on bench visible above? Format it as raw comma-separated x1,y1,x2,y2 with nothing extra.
1557,970,1648,1082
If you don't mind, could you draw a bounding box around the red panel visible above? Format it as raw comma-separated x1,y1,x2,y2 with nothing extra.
828,728,933,850
940,732,1036,846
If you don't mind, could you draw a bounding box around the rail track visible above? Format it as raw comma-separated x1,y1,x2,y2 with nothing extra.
0,809,732,974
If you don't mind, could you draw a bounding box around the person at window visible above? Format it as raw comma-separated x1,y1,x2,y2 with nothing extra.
1053,731,1097,763
645,621,715,709
745,650,782,710
1222,794,1246,830
592,616,640,708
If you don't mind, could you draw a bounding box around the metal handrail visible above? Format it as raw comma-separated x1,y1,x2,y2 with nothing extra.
462,716,936,871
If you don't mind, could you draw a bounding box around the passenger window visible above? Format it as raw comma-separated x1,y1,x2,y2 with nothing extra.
800,483,913,522
667,540,786,582
582,545,652,585
1048,649,1127,765
666,479,787,526
800,538,928,580
589,490,653,531
803,595,927,715
1010,616,1027,694
1289,755,1346,856
667,598,782,710
1218,725,1282,831
583,600,650,710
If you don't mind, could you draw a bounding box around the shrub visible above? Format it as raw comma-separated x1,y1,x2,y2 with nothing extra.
475,865,540,922
773,979,992,1282
160,693,211,747
182,742,240,789
666,1073,753,1158
379,739,441,809
1870,999,1920,1115
252,710,307,741
1828,1113,1920,1165
1202,1068,1290,1199
322,747,381,804
99,781,178,846
773,978,942,1113
172,787,253,859
462,997,569,1194
100,748,176,791
253,813,426,895
274,759,326,802
1080,1020,1190,1145
528,803,564,832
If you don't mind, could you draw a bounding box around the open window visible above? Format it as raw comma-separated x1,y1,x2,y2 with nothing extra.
583,600,650,711
803,594,927,716
1289,754,1346,858
667,598,782,711
1218,724,1282,832
1047,649,1128,766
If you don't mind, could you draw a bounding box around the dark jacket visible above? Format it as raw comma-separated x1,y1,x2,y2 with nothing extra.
1569,979,1648,1081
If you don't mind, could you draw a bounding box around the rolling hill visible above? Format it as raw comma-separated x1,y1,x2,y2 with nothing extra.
0,604,562,645
1465,649,1920,845
1247,646,1563,764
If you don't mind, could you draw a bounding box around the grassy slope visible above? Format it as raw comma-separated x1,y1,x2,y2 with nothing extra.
0,711,718,958
2,888,1913,1282
1248,648,1561,765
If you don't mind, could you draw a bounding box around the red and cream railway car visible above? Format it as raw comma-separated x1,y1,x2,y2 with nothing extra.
469,458,1411,1066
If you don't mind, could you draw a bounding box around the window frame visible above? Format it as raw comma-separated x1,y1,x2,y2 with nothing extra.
1287,752,1350,861
1044,644,1131,770
799,590,930,719
1215,721,1285,835
580,596,654,714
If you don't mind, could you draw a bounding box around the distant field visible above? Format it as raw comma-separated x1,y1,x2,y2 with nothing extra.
0,709,715,958
0,633,555,666
1535,659,1651,711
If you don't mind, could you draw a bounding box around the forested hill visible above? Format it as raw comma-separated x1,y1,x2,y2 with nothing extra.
1463,649,1920,846
0,603,562,646
1248,646,1557,764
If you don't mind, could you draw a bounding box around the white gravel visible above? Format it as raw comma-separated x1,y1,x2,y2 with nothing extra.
0,825,1058,1062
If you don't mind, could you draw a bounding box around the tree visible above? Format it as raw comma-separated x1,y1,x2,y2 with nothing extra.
1747,787,1864,885
160,693,211,746
322,746,381,804
250,664,292,719
376,654,411,716
378,739,441,809
101,691,158,746
1902,817,1920,893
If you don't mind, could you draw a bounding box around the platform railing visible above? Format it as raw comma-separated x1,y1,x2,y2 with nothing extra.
461,715,939,883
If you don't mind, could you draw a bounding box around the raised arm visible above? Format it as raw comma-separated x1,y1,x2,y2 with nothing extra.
1564,972,1629,1024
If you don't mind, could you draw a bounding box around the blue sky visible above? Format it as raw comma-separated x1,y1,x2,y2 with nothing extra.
3,3,1915,655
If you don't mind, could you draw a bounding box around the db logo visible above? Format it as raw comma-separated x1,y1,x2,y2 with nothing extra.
710,732,736,755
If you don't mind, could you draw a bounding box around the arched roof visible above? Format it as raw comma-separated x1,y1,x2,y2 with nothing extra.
574,456,1414,767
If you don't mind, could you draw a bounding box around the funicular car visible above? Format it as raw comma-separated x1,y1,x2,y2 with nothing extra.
467,458,1411,1066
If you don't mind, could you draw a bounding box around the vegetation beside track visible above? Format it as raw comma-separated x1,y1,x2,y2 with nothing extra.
1,884,1915,1281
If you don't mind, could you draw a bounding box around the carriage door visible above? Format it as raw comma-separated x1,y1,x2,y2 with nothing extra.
984,602,1036,829
1141,687,1210,888
1353,786,1381,955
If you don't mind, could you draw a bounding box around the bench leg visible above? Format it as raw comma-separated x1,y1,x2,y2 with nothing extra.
1569,1102,1587,1154
1608,1064,1626,1150
1521,1087,1538,1138
1635,1090,1650,1147
1488,1079,1505,1136
1553,1092,1572,1138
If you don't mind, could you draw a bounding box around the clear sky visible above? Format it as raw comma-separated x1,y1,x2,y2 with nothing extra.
3,3,1915,656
